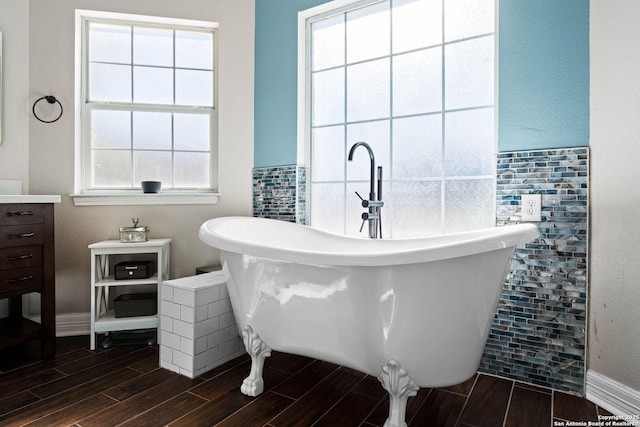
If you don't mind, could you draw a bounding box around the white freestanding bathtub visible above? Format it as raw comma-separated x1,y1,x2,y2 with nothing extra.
199,216,538,427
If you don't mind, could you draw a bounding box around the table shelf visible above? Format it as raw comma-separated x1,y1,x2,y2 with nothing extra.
94,274,159,287
93,310,158,333
89,238,170,350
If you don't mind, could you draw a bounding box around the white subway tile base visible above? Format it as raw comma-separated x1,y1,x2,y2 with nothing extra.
159,271,245,378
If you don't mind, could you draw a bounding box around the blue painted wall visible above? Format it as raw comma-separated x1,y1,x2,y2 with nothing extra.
498,0,589,152
254,0,328,168
254,0,590,167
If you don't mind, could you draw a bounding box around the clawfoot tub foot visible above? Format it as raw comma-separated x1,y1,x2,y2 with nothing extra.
378,359,419,427
240,325,272,397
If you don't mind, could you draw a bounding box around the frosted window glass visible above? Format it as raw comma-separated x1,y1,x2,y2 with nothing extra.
312,125,345,181
393,0,442,53
306,0,495,237
133,112,172,150
92,150,132,187
445,0,494,42
134,66,173,104
90,63,131,102
444,179,495,233
176,30,213,70
90,23,131,64
133,27,173,67
311,15,345,71
393,115,442,179
346,120,390,182
444,108,494,176
176,69,214,106
347,59,390,122
346,1,390,63
393,48,442,116
391,181,441,237
133,150,172,184
445,36,494,110
91,110,131,149
311,183,345,234
174,152,210,187
312,68,345,126
174,113,211,151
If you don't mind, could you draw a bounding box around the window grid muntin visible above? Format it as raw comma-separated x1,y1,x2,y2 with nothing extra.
307,0,495,236
82,16,216,192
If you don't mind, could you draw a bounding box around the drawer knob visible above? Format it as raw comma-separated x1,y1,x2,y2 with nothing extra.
7,232,35,239
6,253,34,262
7,211,34,217
6,275,34,284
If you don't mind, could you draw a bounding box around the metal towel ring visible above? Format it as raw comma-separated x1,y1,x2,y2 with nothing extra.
32,95,64,123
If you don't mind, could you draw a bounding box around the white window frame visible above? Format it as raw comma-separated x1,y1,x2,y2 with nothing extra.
298,0,498,236
72,9,220,206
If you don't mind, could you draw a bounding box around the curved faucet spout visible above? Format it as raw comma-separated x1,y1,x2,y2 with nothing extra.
347,142,383,239
348,142,376,199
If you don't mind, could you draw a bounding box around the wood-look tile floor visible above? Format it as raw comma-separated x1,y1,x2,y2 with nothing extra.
0,336,611,427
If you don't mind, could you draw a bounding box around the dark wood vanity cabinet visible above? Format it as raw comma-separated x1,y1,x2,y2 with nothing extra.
0,203,55,358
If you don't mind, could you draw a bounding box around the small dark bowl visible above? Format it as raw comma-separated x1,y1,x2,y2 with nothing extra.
141,181,161,193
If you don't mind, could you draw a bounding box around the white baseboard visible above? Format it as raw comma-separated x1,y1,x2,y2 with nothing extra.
56,312,91,337
586,370,640,425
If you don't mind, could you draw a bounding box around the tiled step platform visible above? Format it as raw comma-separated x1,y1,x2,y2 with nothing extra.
159,271,245,378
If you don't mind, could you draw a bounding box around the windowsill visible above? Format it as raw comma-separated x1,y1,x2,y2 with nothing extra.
70,192,220,206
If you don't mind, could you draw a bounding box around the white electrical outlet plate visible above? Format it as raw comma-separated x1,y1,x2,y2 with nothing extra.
521,194,542,222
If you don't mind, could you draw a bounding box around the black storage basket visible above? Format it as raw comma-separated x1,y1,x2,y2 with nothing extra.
113,293,157,318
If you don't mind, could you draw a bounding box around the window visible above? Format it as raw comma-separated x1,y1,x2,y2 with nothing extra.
301,0,496,237
74,10,218,205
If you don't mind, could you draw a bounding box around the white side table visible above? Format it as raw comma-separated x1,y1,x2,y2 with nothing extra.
88,239,171,350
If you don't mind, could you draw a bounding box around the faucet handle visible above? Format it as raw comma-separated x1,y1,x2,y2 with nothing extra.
358,212,378,233
355,191,368,208
355,191,384,208
363,200,384,208
361,212,379,221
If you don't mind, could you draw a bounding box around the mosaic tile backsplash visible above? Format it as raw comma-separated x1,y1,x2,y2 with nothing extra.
479,147,588,394
253,147,588,395
253,165,306,223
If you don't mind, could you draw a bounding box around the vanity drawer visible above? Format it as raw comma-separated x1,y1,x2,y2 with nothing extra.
0,267,43,295
0,246,42,271
0,225,45,248
0,204,44,226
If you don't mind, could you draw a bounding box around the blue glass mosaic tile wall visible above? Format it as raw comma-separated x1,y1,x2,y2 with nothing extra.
253,165,306,223
479,147,589,394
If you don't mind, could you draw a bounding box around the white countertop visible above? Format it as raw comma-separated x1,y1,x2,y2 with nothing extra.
0,195,62,204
